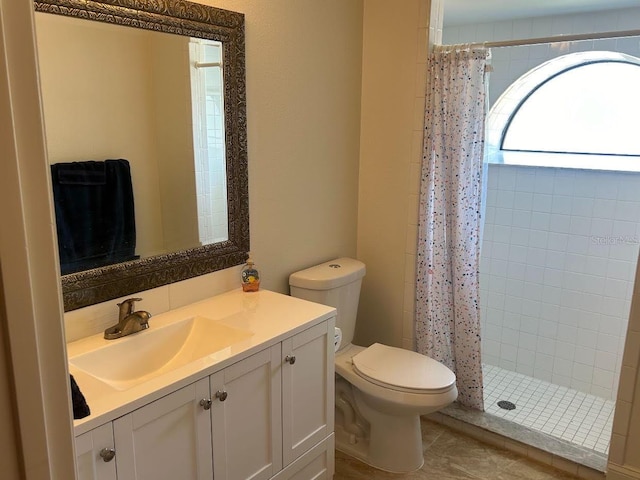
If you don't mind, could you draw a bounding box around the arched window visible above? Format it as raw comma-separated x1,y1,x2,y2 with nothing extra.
487,51,640,172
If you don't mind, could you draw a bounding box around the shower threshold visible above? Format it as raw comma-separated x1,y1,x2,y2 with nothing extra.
427,364,612,475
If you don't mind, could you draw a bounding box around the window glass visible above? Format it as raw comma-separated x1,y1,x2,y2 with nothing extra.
503,62,640,157
488,52,640,172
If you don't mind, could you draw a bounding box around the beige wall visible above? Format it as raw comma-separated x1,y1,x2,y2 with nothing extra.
202,0,363,293
8,0,640,478
151,35,200,252
63,0,364,334
5,1,364,477
35,13,167,258
356,0,430,348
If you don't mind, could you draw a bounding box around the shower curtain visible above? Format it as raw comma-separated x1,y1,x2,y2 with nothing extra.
415,44,490,410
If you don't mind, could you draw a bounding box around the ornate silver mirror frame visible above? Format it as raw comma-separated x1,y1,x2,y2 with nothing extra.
35,0,249,311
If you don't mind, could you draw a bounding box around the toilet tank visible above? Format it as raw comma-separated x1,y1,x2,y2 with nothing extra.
289,257,366,346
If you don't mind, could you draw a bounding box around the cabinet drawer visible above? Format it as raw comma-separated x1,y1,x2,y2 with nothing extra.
272,434,334,480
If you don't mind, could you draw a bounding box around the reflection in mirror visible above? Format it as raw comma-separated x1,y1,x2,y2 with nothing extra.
34,0,249,311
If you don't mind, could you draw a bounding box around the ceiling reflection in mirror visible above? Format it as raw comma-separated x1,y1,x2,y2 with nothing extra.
34,0,249,311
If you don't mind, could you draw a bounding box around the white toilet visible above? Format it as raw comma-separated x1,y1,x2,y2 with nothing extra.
289,257,457,473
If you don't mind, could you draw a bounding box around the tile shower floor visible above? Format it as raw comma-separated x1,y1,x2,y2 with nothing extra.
483,364,615,454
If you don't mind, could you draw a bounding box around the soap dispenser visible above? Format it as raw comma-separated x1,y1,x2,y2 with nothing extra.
241,256,260,292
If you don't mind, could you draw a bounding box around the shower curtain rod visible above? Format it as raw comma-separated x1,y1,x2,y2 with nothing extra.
463,28,640,49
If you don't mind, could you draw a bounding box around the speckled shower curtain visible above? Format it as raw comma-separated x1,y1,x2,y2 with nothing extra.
415,45,490,411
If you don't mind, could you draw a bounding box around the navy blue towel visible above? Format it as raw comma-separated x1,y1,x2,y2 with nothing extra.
51,159,137,274
70,375,90,419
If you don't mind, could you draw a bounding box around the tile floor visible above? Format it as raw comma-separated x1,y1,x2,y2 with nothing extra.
333,417,581,479
483,364,615,454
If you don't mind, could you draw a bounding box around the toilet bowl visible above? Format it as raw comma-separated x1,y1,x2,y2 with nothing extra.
334,343,457,472
289,258,458,473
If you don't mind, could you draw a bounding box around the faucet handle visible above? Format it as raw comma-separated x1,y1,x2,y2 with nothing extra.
117,297,143,318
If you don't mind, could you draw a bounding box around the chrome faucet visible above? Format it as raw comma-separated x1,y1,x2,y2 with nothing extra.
104,297,152,340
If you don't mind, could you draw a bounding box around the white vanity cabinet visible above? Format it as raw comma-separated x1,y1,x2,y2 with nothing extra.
74,316,335,480
113,379,213,480
210,344,283,480
75,423,117,480
281,322,333,468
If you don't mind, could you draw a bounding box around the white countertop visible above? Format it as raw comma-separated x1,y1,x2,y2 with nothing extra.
68,289,336,435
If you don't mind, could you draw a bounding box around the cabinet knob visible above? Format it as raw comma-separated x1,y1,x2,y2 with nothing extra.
99,448,115,462
200,398,213,410
215,390,228,402
285,355,296,365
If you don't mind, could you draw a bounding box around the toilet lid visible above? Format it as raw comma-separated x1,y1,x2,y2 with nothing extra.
351,343,456,393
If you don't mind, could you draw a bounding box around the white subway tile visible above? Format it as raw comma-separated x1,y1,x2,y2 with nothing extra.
574,346,596,366
555,341,576,361
534,352,554,373
569,216,592,236
540,303,560,321
577,328,598,349
595,350,618,372
572,363,594,384
547,232,568,251
559,306,580,327
519,332,538,351
497,190,515,207
483,339,501,358
566,235,589,255
505,278,524,297
526,247,547,266
592,368,614,389
520,315,539,334
549,214,572,234
597,333,622,355
584,255,608,277
606,259,633,281
522,282,543,301
492,242,510,261
537,336,556,356
530,212,551,231
592,198,616,219
508,244,528,263
507,227,527,247
507,261,526,280
579,311,600,332
533,176,554,195
525,265,544,283
613,220,638,237
492,225,511,243
501,343,518,362
532,193,553,211
551,195,573,215
490,258,509,276
501,326,520,345
512,210,532,228
553,357,573,376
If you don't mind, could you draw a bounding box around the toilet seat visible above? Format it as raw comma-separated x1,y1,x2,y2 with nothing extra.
351,343,456,394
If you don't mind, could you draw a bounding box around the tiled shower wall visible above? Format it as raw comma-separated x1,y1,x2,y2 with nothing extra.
442,7,640,400
480,165,640,399
403,6,640,356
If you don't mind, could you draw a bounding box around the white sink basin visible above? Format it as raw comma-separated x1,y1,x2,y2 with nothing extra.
69,316,253,391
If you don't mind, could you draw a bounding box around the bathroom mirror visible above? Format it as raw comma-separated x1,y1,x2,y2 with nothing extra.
34,0,249,311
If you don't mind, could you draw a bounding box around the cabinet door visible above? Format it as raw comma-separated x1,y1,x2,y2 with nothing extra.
210,344,282,480
281,320,335,466
75,423,117,480
113,378,213,480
